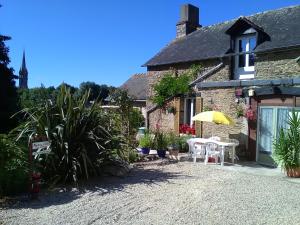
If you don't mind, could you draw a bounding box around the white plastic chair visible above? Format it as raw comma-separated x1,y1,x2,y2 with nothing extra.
192,142,206,163
209,136,221,141
205,142,221,165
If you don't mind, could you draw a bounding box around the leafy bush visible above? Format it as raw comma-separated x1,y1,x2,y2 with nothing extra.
139,133,152,148
16,85,124,184
152,65,202,107
152,73,191,107
273,110,300,175
110,88,144,138
177,135,193,153
153,131,168,150
0,134,28,196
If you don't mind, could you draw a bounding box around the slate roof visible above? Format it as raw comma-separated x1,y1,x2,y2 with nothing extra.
120,73,148,100
144,5,300,67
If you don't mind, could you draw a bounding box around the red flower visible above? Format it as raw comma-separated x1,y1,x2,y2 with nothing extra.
245,107,256,121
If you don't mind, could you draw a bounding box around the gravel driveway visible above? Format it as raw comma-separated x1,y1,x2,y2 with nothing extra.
1,161,300,225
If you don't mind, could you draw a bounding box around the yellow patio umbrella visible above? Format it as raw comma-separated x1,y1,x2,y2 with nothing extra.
192,111,235,125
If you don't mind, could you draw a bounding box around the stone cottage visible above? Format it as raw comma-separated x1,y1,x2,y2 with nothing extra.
143,4,300,166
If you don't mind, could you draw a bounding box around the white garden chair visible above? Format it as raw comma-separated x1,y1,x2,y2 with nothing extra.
192,142,206,163
204,142,221,165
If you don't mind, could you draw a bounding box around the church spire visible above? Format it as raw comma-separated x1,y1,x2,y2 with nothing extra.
19,50,28,89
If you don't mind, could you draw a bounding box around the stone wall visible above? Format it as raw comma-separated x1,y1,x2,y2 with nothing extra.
148,105,176,133
146,59,228,133
199,87,248,155
255,49,300,79
146,48,300,157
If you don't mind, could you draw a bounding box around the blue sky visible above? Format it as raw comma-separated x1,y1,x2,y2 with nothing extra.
1,0,299,88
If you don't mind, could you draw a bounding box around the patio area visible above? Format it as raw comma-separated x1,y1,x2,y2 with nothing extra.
1,160,300,225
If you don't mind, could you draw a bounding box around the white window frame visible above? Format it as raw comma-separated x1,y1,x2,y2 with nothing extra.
183,97,196,127
234,33,256,80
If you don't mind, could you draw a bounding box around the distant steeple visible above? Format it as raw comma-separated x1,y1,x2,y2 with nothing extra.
19,51,28,89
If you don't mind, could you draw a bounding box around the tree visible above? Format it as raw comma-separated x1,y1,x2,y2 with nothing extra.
18,85,56,109
76,82,111,102
0,35,18,133
56,82,77,95
110,88,144,137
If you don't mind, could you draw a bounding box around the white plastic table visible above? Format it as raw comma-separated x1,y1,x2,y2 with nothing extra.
187,138,239,166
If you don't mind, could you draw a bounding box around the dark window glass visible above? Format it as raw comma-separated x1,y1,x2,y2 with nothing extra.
239,54,246,67
239,39,247,52
249,53,255,66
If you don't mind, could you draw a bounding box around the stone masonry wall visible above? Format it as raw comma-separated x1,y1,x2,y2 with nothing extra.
255,49,300,79
146,49,300,156
199,88,248,155
146,59,230,132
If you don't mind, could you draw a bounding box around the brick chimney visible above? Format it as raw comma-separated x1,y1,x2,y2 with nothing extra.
176,4,200,38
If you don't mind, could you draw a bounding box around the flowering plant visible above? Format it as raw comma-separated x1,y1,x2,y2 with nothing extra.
179,124,195,135
245,107,256,121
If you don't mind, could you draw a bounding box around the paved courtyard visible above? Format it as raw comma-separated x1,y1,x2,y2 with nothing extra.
1,161,300,225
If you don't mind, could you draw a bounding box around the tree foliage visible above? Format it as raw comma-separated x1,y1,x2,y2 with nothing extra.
110,88,144,137
0,35,19,133
0,133,28,196
18,85,56,109
76,82,113,102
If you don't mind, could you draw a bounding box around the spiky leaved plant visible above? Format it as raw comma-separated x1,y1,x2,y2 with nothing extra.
273,110,300,177
17,85,121,184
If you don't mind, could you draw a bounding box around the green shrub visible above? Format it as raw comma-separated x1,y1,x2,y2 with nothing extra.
153,131,168,150
127,148,139,163
273,110,300,172
16,85,125,184
178,135,193,153
0,134,28,196
139,133,152,148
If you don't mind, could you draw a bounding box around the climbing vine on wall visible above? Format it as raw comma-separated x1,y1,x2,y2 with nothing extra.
152,65,202,107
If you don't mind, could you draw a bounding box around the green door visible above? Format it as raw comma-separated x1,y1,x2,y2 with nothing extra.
257,107,291,167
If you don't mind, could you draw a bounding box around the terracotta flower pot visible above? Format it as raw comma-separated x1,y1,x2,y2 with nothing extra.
286,167,300,178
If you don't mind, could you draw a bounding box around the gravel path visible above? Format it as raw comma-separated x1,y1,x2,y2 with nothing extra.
1,161,300,225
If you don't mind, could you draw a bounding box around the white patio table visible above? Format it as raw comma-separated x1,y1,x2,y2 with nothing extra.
187,138,239,166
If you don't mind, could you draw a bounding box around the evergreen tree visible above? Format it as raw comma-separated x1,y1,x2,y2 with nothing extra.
0,35,18,133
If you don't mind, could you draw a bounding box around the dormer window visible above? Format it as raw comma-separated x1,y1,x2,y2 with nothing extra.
225,17,269,80
234,31,256,79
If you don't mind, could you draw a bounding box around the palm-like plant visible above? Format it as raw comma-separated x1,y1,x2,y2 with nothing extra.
273,110,300,177
17,85,121,184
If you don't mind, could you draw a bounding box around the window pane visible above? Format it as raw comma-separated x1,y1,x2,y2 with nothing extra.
239,39,247,52
249,53,255,66
186,99,191,125
249,37,256,50
259,108,274,153
277,108,290,138
239,54,245,67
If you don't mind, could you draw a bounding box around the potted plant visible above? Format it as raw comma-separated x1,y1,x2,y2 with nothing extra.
139,133,151,155
273,110,300,177
167,132,180,159
154,131,168,158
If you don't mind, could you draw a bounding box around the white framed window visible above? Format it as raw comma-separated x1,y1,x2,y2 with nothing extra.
184,97,196,127
234,34,256,80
